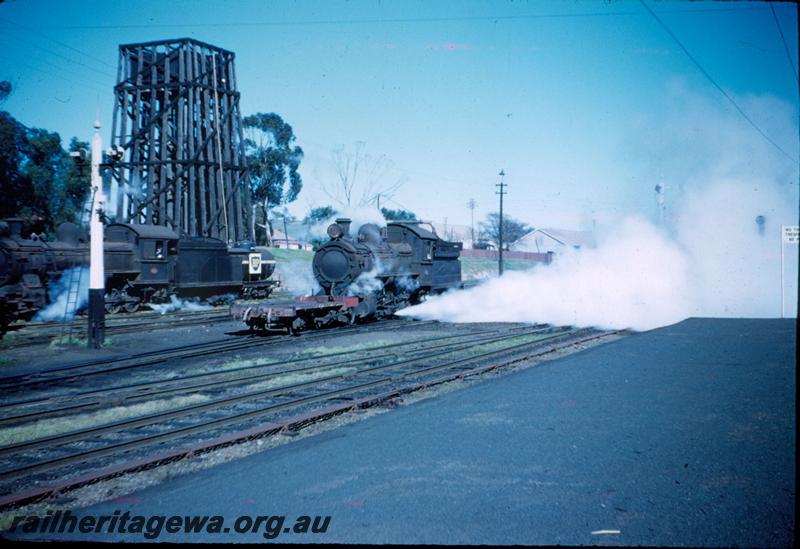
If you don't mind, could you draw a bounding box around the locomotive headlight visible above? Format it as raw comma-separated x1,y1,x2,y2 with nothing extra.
327,223,344,240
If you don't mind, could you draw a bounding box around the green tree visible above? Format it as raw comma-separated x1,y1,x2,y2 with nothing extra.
303,205,337,225
0,81,11,104
0,111,32,219
63,137,91,223
0,111,90,233
302,205,337,250
479,212,532,251
380,207,416,221
243,112,303,245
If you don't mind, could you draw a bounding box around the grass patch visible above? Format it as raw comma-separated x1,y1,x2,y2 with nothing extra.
49,336,114,348
300,339,396,356
258,247,314,261
216,357,279,371
0,394,210,446
243,366,355,391
0,331,21,349
459,257,539,280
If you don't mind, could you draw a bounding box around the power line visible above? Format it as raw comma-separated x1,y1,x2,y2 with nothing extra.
383,195,413,213
768,3,799,87
0,5,786,30
0,28,116,80
0,41,107,93
0,16,117,70
638,0,797,164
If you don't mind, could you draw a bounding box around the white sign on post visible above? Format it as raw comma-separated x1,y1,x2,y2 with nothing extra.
248,253,262,275
783,225,799,244
781,225,799,318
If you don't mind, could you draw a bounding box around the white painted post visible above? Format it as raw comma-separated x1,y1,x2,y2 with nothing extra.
89,118,106,347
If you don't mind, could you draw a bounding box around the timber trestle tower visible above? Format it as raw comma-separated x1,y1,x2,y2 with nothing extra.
109,38,251,243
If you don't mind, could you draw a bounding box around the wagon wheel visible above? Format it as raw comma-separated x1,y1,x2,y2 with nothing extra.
123,301,140,313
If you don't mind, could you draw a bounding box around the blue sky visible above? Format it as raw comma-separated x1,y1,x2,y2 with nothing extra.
1,0,797,230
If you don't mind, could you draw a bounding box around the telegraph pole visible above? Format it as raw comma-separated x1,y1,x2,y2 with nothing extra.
88,118,106,349
467,198,476,248
496,170,507,276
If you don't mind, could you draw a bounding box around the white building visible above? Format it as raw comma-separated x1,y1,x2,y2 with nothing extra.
271,228,313,250
513,228,596,254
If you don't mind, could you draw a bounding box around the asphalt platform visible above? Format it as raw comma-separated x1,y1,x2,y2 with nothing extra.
3,318,796,546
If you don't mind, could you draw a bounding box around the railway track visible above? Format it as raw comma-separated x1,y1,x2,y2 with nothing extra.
0,318,438,396
1,308,234,349
0,324,623,511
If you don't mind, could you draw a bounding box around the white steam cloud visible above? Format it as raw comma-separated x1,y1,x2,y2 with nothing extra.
147,295,215,314
399,218,691,331
34,267,89,321
276,259,321,296
399,89,799,331
676,179,797,318
306,206,387,242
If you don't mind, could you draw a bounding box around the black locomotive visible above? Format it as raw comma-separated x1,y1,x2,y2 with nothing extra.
0,218,278,331
233,218,462,332
102,222,277,312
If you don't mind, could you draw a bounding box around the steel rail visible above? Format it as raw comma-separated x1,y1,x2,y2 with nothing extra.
0,319,437,391
0,325,539,424
0,329,622,512
2,309,234,348
0,327,560,462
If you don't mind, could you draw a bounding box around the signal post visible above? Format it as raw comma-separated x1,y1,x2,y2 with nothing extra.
88,118,105,348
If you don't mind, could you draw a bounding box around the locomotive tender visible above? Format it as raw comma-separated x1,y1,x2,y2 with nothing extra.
234,218,462,333
0,218,278,331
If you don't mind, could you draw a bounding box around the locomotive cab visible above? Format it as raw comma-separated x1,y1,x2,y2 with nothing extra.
105,223,178,287
386,221,463,291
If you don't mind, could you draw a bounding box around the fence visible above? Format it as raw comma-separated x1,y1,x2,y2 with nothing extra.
460,249,553,263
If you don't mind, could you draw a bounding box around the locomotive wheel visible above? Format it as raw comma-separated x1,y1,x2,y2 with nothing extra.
105,290,123,314
123,301,140,313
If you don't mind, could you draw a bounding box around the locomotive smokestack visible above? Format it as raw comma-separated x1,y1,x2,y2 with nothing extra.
336,218,352,237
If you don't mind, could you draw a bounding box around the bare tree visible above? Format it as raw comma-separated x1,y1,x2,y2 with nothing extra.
479,212,532,251
321,141,406,208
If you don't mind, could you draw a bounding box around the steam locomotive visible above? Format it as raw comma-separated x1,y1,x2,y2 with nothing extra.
0,218,278,332
233,218,462,332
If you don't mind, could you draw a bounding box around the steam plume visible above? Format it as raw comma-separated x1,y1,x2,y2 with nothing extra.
34,267,89,321
399,89,799,331
398,218,691,331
